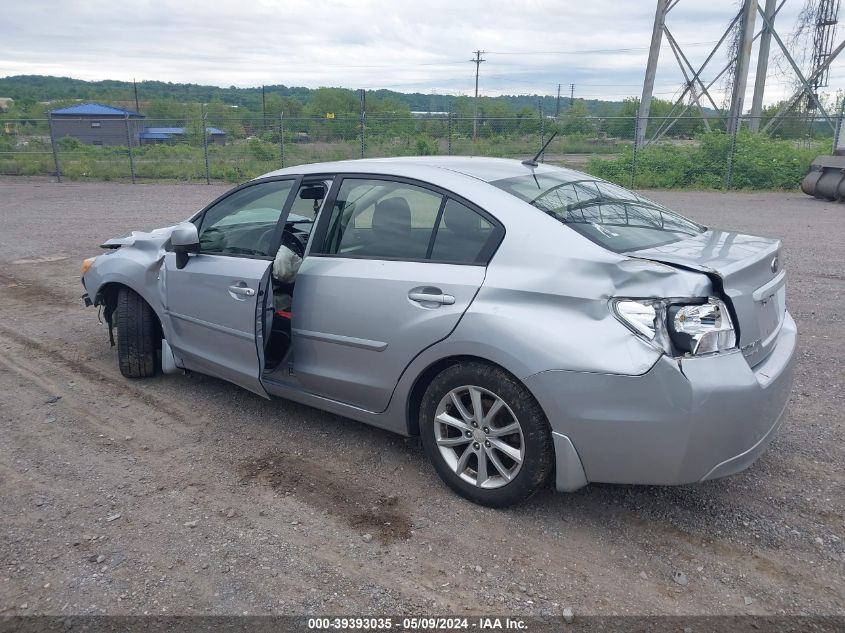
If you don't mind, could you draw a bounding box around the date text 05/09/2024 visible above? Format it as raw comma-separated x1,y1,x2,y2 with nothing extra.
307,617,529,630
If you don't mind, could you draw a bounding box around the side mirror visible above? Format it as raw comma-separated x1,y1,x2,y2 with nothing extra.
171,224,200,269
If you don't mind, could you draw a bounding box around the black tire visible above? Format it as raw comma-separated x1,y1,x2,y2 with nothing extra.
114,287,160,378
419,361,554,508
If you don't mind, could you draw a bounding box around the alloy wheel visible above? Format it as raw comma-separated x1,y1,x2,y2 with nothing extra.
433,385,525,489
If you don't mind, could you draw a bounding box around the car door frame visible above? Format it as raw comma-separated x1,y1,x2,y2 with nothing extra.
306,173,505,264
163,174,303,394
278,172,505,411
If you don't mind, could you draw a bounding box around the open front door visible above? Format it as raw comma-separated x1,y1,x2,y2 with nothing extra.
164,253,272,396
162,177,298,396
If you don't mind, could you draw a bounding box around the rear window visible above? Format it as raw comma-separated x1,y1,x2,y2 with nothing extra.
490,173,705,253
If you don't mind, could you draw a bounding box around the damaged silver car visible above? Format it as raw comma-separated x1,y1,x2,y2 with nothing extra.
81,157,796,507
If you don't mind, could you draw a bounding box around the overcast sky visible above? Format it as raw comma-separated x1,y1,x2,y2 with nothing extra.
1,0,842,104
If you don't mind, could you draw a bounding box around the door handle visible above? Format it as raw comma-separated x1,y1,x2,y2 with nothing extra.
228,284,255,297
408,291,456,305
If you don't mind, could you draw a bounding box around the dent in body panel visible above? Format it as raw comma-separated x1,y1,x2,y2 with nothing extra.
85,226,176,345
470,255,711,378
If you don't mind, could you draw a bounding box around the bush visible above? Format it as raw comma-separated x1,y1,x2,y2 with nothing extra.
586,131,826,190
248,138,275,162
415,135,438,156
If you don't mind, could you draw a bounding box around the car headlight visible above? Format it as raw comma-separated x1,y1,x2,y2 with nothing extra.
667,299,736,355
81,257,96,277
612,297,736,357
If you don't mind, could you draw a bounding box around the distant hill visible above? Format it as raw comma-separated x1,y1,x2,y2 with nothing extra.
0,75,626,116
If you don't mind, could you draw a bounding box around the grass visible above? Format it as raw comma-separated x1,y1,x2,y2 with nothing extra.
0,130,827,190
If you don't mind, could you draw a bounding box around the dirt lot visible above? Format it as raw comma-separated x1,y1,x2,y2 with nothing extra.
0,180,842,618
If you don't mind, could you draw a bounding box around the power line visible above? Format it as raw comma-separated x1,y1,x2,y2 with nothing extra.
486,41,719,55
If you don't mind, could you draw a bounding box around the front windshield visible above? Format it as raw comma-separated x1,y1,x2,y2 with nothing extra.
490,172,705,253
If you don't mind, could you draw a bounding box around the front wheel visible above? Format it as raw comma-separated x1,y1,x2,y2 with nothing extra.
419,362,553,507
114,287,160,378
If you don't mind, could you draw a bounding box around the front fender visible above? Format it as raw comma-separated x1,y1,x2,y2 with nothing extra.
84,249,168,336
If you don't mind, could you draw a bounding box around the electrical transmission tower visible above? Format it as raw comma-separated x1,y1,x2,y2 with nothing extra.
810,1,841,96
637,0,844,146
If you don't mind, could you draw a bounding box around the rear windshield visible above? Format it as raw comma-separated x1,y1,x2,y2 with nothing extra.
490,173,705,252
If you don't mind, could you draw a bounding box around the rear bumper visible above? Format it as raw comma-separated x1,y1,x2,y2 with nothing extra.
525,311,797,490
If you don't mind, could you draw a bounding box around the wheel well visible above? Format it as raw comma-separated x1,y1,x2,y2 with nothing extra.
406,355,517,437
97,282,163,340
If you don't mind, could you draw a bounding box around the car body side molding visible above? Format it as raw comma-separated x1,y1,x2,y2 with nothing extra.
291,328,388,352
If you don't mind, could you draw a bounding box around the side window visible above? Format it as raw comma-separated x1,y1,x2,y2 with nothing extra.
322,179,443,259
430,199,493,263
198,180,294,257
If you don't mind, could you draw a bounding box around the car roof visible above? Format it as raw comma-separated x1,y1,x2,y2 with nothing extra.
260,156,590,185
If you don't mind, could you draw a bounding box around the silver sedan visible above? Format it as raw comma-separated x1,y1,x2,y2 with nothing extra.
81,157,796,507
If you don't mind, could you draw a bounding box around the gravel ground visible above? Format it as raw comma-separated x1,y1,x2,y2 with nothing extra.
0,180,842,618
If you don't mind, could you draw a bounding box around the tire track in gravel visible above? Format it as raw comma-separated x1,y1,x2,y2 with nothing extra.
0,268,79,307
0,324,473,612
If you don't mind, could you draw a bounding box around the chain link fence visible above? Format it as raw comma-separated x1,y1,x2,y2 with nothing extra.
0,110,837,190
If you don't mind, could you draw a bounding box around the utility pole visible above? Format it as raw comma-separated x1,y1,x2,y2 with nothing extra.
569,83,575,109
556,83,561,117
637,0,669,148
470,50,486,141
262,85,266,126
133,78,140,113
727,0,758,135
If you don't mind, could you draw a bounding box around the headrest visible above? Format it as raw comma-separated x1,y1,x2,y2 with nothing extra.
373,197,412,233
442,203,480,233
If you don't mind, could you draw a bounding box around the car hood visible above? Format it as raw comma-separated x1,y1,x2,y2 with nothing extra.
100,224,181,250
631,229,786,367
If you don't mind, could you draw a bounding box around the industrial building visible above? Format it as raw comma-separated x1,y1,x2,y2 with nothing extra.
49,103,145,146
139,126,226,145
49,103,226,147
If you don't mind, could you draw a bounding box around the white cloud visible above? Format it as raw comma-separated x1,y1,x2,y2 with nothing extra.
0,0,839,104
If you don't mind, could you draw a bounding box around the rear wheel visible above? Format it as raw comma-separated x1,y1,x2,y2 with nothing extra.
419,362,553,507
114,287,159,378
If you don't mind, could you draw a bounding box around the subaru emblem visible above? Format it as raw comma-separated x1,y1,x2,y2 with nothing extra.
770,256,779,274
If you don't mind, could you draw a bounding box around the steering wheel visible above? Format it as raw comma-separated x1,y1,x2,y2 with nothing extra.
281,229,306,258
254,228,276,256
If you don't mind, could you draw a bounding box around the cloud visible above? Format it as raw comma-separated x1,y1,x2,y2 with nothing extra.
0,0,835,104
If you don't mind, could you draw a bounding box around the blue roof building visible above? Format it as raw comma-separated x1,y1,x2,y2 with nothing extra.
49,102,145,147
49,103,144,118
140,126,226,145
47,102,226,147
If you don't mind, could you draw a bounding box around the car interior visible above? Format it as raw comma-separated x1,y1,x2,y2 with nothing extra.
263,182,327,371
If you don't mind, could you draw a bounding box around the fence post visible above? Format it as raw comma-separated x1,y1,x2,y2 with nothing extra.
279,112,286,168
833,97,844,155
201,112,210,184
539,103,545,163
447,111,453,156
124,113,136,184
47,116,62,183
724,122,738,190
631,114,639,189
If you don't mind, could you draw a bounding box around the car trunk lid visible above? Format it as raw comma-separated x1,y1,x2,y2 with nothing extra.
631,230,785,367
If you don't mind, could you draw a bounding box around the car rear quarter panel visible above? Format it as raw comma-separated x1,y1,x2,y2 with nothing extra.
382,197,716,437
